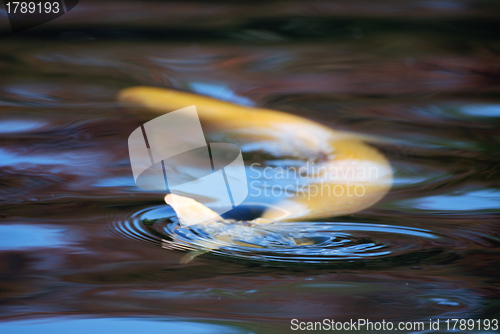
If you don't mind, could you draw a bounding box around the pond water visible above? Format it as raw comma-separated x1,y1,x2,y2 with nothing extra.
0,1,499,333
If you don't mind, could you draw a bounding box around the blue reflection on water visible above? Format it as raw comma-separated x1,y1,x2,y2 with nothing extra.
93,176,136,188
189,82,254,106
416,104,500,120
460,105,500,117
0,120,47,134
0,318,242,334
404,189,500,211
0,225,67,250
0,149,68,167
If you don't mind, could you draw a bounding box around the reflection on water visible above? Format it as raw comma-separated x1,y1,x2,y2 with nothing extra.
0,0,500,333
395,188,500,211
0,225,68,250
0,318,245,334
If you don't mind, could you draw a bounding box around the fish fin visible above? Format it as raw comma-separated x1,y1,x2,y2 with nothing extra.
165,194,223,226
180,249,210,264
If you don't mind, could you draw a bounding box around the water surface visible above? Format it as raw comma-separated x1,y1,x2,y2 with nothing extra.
0,1,499,333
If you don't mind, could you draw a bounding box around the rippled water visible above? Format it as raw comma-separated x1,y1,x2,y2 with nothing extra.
1,1,500,333
114,205,463,266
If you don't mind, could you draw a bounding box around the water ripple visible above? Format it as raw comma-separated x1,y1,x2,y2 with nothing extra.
112,205,457,265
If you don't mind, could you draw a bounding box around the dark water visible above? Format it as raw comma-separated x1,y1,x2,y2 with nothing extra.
1,1,500,333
